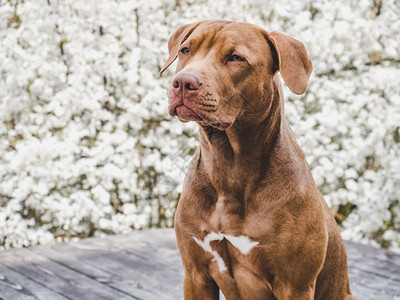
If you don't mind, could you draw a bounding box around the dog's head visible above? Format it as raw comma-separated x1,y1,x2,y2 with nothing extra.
160,20,312,130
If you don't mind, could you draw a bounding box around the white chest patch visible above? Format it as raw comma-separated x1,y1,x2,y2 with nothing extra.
193,232,259,273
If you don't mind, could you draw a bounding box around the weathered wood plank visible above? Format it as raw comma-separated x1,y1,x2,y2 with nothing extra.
345,241,400,300
348,267,399,300
0,247,137,299
0,263,68,300
27,229,184,300
0,229,399,300
345,241,400,281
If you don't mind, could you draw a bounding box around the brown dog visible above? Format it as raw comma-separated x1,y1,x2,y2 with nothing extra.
160,20,356,300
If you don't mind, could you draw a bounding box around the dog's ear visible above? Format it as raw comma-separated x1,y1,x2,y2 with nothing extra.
266,31,312,95
159,22,203,75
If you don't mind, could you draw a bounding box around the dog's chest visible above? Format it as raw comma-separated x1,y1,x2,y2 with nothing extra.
193,232,259,273
209,195,244,230
195,195,260,271
191,230,270,297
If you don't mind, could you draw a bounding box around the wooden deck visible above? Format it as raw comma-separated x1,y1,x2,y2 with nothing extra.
0,229,399,300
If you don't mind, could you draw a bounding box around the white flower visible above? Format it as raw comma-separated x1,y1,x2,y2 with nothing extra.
0,0,399,250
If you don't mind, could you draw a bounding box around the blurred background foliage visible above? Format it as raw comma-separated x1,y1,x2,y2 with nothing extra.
0,0,399,250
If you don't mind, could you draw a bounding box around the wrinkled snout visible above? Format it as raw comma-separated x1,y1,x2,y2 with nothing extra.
168,72,204,121
168,70,232,129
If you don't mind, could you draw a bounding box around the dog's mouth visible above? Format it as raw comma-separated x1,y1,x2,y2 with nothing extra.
172,104,232,130
174,105,203,122
201,120,232,130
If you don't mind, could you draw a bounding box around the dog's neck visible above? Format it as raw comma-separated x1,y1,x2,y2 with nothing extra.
197,76,289,194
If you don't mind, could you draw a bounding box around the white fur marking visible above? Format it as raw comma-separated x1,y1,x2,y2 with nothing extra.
193,234,227,272
224,235,259,255
192,232,259,273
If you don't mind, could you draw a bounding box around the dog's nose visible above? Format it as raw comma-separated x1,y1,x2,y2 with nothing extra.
172,73,202,92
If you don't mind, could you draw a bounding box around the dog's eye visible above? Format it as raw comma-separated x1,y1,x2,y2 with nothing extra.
229,54,245,62
180,47,190,55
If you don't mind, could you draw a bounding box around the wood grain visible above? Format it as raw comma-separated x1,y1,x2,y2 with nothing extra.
0,229,399,300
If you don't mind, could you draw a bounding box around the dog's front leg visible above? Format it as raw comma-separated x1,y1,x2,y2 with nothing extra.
273,283,316,300
183,274,219,300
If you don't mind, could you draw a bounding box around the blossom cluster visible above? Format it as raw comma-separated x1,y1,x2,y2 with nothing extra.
0,0,399,250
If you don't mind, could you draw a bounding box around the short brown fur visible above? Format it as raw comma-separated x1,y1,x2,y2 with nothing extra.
161,20,356,300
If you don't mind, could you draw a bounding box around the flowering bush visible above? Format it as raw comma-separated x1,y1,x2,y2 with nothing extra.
0,0,399,250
